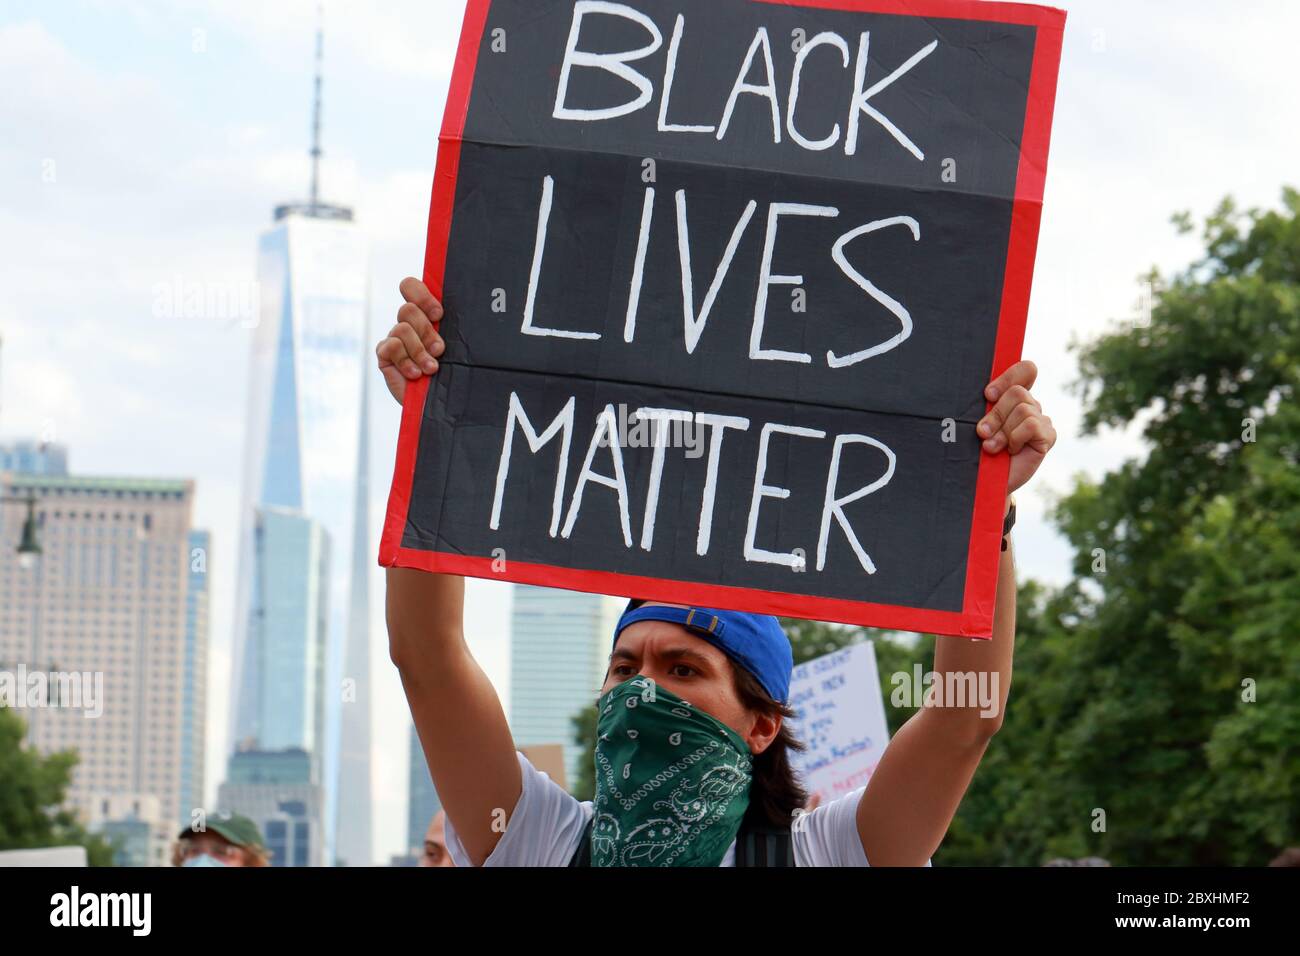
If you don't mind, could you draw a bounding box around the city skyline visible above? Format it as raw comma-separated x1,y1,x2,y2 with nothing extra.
3,0,1298,864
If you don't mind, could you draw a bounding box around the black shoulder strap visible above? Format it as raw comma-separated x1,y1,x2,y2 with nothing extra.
568,817,793,867
733,823,795,868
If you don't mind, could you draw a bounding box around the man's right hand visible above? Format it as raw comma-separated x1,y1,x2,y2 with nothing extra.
376,277,446,404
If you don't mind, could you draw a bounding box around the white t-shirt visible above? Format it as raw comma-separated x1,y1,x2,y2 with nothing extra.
444,751,873,867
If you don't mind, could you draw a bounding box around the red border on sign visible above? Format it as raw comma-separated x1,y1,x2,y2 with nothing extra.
380,0,1066,639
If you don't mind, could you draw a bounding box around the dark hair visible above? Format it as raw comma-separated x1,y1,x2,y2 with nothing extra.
729,660,807,830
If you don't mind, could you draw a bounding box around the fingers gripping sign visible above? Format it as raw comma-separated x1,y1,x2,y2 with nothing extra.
377,277,447,403
977,361,1057,495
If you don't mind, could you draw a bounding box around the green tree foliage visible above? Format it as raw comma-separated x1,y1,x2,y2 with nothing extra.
0,706,115,865
940,190,1300,866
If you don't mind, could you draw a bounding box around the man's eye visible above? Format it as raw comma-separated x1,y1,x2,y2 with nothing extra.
613,665,634,677
669,664,695,678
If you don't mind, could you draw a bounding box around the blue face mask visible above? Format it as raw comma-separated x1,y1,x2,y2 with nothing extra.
181,854,229,868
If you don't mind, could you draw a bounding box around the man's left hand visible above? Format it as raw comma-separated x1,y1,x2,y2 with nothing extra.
977,360,1057,496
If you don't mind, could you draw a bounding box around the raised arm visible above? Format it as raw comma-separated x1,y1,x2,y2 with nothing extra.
854,360,1055,866
381,278,521,865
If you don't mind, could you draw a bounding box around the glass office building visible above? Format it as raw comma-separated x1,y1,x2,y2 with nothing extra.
0,440,68,477
85,794,171,868
229,205,372,865
239,505,329,753
179,529,210,828
229,20,373,863
218,746,324,868
509,586,623,790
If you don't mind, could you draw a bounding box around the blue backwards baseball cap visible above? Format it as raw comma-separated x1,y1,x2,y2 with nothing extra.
613,600,794,704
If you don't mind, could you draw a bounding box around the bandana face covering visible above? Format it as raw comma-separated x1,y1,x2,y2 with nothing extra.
592,676,752,867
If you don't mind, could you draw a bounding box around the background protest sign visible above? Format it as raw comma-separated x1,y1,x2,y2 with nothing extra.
381,0,1066,637
787,642,890,804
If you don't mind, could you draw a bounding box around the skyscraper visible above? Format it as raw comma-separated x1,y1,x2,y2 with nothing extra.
238,506,329,753
228,14,372,865
84,794,171,868
336,357,372,866
218,746,325,868
0,439,68,477
179,528,210,829
509,585,623,790
0,472,209,840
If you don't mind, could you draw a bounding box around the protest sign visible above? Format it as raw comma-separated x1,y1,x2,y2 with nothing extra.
787,642,890,803
381,0,1065,636
520,743,570,791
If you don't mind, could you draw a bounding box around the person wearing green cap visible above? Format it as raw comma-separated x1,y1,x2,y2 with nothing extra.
380,279,1056,867
172,812,271,868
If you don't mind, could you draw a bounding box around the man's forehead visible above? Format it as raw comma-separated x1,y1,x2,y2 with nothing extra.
613,618,721,658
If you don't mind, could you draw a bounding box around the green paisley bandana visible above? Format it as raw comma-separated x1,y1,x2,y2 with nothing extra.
592,676,752,867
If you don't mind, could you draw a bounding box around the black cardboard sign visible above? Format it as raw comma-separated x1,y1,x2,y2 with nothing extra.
381,0,1065,637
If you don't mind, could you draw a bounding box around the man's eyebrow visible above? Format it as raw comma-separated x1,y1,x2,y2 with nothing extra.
610,646,715,668
659,646,716,668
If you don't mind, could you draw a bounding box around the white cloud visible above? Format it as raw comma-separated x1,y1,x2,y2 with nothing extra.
172,0,458,81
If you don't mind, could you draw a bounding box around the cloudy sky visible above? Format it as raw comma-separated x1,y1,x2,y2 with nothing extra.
2,0,1295,863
